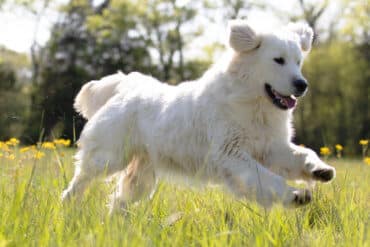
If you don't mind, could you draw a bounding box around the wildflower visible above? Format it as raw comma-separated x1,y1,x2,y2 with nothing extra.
320,147,331,156
41,142,56,150
335,144,343,158
0,152,3,158
54,138,71,147
359,139,368,146
360,139,369,158
335,144,343,151
33,151,45,159
6,154,15,160
0,142,10,152
20,147,31,153
6,138,19,146
364,157,370,165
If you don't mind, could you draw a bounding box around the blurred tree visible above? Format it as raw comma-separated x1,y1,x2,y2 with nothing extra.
295,0,328,37
23,0,211,142
0,0,54,85
133,0,204,82
270,0,330,43
0,47,30,139
204,0,264,20
293,1,369,154
221,0,265,19
339,0,370,146
295,41,369,154
23,0,152,143
0,60,16,91
341,0,370,44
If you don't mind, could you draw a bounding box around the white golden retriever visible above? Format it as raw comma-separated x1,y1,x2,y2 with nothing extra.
62,21,335,211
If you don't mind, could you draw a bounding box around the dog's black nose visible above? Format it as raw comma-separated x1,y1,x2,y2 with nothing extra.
293,79,308,95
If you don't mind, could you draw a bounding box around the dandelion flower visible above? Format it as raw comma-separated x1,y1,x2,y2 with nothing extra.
33,151,45,159
6,138,19,146
364,157,370,166
0,152,3,158
320,147,331,156
359,139,368,145
0,142,10,152
41,142,56,150
20,147,31,153
6,154,15,160
335,144,343,151
54,139,71,147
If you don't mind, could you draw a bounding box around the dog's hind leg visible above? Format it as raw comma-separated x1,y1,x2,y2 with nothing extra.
109,155,157,214
61,165,92,202
62,149,125,202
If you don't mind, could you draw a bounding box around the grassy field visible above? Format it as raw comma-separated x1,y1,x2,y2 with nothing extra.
0,147,369,247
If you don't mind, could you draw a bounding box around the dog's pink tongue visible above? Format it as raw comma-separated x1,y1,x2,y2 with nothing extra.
283,96,297,109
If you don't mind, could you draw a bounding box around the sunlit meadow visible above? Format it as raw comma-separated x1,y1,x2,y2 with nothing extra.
0,138,369,246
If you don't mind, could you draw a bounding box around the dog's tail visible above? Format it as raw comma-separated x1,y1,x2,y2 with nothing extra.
74,72,125,120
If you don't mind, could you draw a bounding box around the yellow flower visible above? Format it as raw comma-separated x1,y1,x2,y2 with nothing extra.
54,138,71,147
33,151,45,159
41,142,56,150
6,154,15,160
6,138,19,146
359,139,368,145
0,152,3,158
0,142,10,152
364,157,370,165
320,147,331,156
20,147,31,153
335,144,343,151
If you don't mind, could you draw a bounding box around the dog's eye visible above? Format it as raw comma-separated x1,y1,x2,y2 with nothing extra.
274,57,285,65
297,60,301,66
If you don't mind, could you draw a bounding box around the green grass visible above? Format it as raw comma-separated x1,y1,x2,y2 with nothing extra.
0,149,369,246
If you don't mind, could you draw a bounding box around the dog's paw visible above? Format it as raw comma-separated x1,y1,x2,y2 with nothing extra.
304,154,336,183
291,189,312,207
312,168,335,182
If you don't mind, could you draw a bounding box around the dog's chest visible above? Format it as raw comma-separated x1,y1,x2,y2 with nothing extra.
228,106,289,163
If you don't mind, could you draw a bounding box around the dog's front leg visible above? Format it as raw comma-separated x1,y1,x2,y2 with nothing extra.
214,150,311,208
265,143,336,183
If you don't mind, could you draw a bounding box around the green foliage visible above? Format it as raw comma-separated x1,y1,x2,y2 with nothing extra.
340,0,370,43
0,150,369,246
295,41,369,154
22,0,211,142
0,47,30,139
23,0,153,143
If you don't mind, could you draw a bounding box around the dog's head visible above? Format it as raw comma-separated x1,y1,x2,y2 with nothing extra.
227,20,313,110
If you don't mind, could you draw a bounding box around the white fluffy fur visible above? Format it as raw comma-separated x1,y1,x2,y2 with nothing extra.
62,21,335,211
229,20,261,52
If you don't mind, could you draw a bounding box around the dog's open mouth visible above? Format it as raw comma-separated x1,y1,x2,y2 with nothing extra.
265,83,297,110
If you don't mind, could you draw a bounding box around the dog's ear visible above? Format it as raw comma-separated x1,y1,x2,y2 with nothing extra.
288,23,314,52
228,20,261,52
